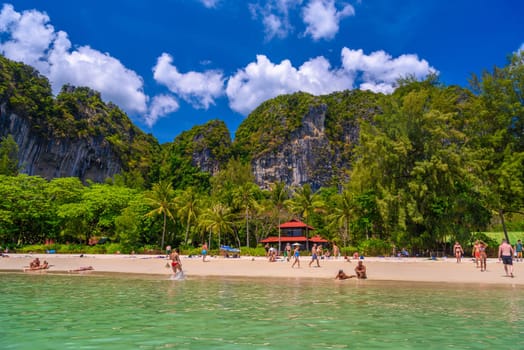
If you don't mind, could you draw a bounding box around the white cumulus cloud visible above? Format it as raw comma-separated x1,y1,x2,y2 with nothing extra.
0,4,55,74
341,48,436,93
249,0,302,40
226,54,352,115
302,0,355,41
146,94,180,127
0,4,160,122
48,31,147,114
153,53,225,109
226,48,436,115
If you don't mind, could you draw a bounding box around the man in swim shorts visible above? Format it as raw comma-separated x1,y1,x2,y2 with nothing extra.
308,244,320,267
498,239,514,277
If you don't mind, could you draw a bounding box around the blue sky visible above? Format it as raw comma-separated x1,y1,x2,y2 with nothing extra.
1,1,523,143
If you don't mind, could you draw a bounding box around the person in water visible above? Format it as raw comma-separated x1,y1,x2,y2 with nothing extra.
354,261,367,279
170,248,183,274
335,269,356,280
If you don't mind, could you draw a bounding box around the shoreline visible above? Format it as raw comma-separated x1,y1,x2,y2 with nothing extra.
1,253,523,286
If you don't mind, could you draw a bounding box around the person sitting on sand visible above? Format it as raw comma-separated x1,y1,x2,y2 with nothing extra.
335,269,356,280
29,257,40,269
354,261,367,279
25,259,49,271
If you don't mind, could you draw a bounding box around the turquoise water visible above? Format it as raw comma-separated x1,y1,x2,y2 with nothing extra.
1,273,523,349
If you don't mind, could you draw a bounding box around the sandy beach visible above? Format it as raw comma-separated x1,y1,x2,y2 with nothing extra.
1,253,523,286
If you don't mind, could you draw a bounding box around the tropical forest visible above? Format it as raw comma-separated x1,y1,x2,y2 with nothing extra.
1,52,523,257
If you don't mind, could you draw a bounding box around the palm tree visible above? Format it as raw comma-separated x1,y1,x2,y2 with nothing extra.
175,187,201,245
199,203,235,249
269,181,290,253
328,189,353,247
233,182,260,248
285,184,323,251
144,180,176,250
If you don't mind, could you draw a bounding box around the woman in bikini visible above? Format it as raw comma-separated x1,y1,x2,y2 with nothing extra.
170,248,183,274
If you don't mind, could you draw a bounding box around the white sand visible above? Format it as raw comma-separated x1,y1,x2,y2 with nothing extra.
1,253,523,285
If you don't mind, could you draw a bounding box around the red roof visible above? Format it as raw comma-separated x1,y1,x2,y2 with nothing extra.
260,236,308,243
279,219,315,230
260,235,329,244
310,235,329,243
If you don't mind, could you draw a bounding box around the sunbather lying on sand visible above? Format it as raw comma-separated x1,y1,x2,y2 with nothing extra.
69,266,94,272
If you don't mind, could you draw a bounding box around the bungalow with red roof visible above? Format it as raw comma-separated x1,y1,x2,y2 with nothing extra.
260,218,328,252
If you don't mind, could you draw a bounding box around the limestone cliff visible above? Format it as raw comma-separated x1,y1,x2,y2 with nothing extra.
233,90,380,190
0,102,122,182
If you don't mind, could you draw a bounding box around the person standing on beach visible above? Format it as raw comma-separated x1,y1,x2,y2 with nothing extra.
479,241,488,272
285,243,292,261
472,240,481,268
309,243,320,267
332,243,340,259
453,241,464,263
498,239,514,277
515,240,523,262
201,242,208,262
291,246,300,268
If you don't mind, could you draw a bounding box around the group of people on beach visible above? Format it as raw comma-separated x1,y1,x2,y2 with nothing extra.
335,261,367,280
24,257,49,271
454,238,521,277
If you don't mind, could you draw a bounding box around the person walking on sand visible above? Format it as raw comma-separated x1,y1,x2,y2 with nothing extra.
479,241,488,272
498,239,514,277
291,246,300,268
309,244,320,268
453,241,464,263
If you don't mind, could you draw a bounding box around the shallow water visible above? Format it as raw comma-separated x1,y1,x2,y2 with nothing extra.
1,272,523,349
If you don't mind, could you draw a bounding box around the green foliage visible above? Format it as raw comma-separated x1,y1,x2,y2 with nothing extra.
3,53,524,254
0,134,19,176
358,238,393,257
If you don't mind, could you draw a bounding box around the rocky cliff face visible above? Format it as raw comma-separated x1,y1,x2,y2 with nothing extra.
0,103,122,182
252,105,336,189
250,103,362,190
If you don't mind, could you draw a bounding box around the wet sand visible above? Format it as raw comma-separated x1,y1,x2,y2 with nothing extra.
1,253,523,285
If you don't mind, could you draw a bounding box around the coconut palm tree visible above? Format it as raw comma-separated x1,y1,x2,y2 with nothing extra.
285,184,324,250
144,180,176,250
175,187,201,245
269,181,290,253
232,182,260,248
199,203,234,249
328,189,354,247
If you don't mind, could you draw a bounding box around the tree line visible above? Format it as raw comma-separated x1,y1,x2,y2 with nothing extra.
0,52,523,255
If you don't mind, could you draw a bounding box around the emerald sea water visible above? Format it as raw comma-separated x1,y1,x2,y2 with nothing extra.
1,272,523,349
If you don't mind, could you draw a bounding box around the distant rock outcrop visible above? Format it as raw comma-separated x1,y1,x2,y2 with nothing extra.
233,91,380,190
0,103,121,182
